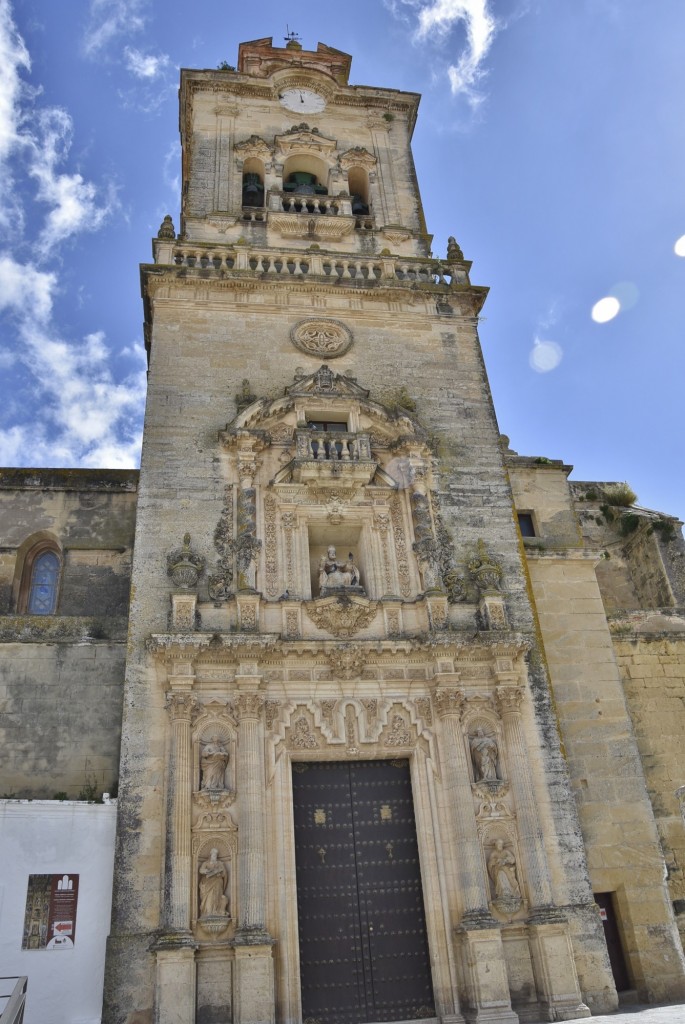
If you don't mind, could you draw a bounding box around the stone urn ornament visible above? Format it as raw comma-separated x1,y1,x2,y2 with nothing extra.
167,532,205,589
468,539,503,594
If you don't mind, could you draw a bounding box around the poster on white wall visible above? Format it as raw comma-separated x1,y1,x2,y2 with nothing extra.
21,874,79,950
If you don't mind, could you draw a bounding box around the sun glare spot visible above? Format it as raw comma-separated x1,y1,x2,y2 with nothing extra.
591,296,621,323
674,235,685,257
529,338,563,373
609,281,639,311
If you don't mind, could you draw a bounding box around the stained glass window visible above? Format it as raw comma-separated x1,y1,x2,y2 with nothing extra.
27,550,60,614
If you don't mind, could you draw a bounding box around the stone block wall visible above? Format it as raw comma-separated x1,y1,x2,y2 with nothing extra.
612,626,685,948
0,470,137,798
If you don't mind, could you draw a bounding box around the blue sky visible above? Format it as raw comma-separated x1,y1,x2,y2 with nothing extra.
1,0,684,517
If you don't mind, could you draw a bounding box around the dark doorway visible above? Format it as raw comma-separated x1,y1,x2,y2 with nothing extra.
292,759,435,1024
594,892,631,992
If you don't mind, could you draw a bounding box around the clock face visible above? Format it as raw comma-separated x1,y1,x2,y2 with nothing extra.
279,88,326,114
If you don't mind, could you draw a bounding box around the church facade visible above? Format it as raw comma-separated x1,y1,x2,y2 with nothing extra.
2,36,685,1024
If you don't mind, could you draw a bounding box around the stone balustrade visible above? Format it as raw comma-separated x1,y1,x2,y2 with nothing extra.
294,429,372,463
157,241,469,288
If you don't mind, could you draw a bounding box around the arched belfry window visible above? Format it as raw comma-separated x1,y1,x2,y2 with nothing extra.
22,546,61,615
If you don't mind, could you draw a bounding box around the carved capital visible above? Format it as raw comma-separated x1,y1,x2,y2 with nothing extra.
433,688,465,719
495,686,524,716
166,692,199,721
235,693,264,720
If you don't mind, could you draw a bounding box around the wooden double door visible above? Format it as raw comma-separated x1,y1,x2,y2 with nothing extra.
292,759,435,1024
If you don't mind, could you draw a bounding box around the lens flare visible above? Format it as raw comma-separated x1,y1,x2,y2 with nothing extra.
591,296,621,323
529,338,563,373
674,235,685,257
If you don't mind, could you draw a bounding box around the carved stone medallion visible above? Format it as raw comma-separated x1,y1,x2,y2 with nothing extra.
290,318,353,359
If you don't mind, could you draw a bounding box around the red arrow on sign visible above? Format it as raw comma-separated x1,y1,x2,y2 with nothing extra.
54,921,73,934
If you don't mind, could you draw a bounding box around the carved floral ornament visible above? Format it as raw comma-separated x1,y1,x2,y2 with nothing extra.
290,318,353,359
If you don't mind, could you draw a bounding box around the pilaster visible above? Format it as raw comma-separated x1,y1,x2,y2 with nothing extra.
434,688,517,1023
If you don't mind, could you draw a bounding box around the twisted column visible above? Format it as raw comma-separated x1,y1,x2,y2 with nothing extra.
495,686,554,912
165,691,198,934
234,690,270,943
434,689,493,925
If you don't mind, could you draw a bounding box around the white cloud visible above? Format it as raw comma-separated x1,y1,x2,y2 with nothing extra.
0,253,55,321
83,0,147,57
0,8,118,254
124,45,169,79
388,0,499,105
1,253,145,465
28,108,118,255
0,0,30,229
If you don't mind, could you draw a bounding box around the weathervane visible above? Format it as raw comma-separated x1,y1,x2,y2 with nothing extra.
284,26,302,47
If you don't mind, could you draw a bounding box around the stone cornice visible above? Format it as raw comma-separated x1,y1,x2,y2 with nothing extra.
146,630,532,667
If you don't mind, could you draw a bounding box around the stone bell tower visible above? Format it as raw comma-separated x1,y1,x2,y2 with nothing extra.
104,36,621,1024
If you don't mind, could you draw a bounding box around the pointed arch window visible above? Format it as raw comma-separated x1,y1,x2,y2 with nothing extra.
26,549,61,615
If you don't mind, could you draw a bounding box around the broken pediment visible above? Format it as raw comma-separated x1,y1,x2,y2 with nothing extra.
286,364,370,400
339,146,377,172
234,135,274,163
275,125,338,159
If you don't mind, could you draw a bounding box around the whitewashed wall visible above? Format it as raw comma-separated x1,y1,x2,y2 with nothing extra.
0,800,116,1024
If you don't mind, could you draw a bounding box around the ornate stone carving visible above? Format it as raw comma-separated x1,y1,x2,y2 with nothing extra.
361,698,378,725
488,839,522,914
320,700,337,728
305,596,378,638
166,692,199,720
236,488,261,590
286,364,369,401
167,533,205,589
414,696,433,726
345,705,358,752
198,848,230,926
495,686,524,715
326,644,365,680
234,134,273,162
470,728,499,783
264,700,281,730
318,545,361,595
446,236,464,262
208,485,234,602
390,495,412,598
411,492,441,592
234,693,264,720
200,736,229,791
339,146,377,171
383,712,412,747
238,602,257,632
157,214,176,239
235,379,257,414
263,493,279,598
284,610,300,639
474,782,510,819
468,539,503,593
290,715,319,749
433,688,465,719
290,318,353,359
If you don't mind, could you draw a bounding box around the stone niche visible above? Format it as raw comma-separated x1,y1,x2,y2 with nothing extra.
308,522,368,598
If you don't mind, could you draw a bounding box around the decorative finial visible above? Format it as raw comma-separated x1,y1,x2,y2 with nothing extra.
446,236,464,262
284,27,302,50
158,214,176,240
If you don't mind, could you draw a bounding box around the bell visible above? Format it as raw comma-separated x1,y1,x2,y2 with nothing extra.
242,173,264,207
351,194,369,215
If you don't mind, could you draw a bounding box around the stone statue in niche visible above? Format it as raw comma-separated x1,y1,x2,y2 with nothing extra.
198,849,229,918
318,545,361,595
488,839,521,910
200,735,229,791
470,728,499,782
